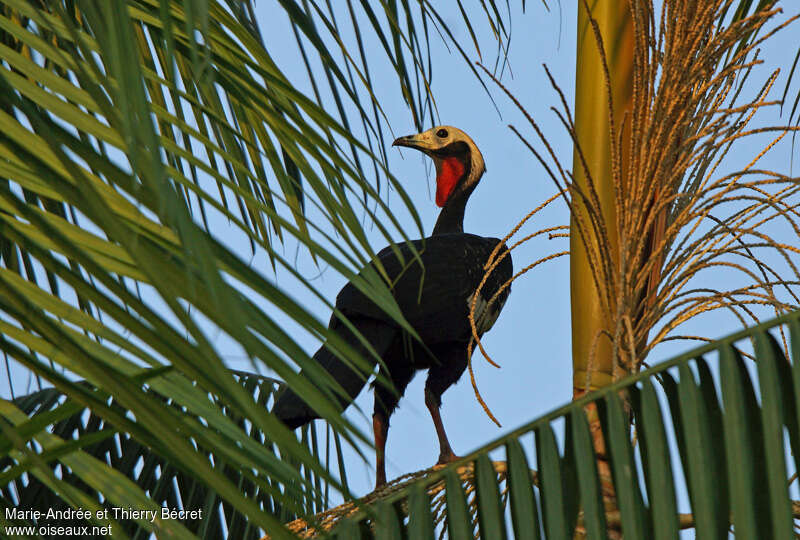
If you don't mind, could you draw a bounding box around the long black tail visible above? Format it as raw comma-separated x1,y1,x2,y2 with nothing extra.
272,317,395,429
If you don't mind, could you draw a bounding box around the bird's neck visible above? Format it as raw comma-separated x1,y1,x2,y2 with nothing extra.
432,190,469,235
431,158,483,236
433,197,467,235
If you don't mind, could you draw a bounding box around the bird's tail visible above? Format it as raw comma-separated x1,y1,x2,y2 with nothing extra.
272,317,394,429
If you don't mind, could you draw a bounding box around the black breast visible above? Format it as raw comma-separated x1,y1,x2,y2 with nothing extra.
336,233,513,345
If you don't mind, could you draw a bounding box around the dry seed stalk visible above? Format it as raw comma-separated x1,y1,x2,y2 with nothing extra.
476,1,800,380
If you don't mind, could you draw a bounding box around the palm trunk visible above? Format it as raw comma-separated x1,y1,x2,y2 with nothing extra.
571,0,633,398
570,2,634,535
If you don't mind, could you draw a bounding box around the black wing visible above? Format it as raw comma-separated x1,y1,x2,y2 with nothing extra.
335,233,513,344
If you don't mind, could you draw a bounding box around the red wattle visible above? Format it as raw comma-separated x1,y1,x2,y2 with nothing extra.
436,157,465,207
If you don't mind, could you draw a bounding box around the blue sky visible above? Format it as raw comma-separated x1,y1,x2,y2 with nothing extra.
244,0,800,500
249,1,577,495
1,0,797,521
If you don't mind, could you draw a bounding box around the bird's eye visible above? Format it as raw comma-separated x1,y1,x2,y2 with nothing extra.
436,128,448,138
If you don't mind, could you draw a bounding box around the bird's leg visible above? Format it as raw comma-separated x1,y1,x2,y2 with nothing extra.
373,412,389,488
372,360,414,490
425,388,460,464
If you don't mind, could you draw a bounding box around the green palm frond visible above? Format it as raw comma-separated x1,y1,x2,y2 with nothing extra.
0,0,514,535
1,372,342,539
316,310,800,539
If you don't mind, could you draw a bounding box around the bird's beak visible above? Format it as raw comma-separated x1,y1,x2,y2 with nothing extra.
392,134,430,152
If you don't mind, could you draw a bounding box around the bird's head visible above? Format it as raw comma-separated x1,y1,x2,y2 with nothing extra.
393,126,485,207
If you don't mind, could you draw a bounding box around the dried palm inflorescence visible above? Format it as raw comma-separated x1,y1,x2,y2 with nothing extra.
475,0,800,385
265,461,527,540
467,192,569,426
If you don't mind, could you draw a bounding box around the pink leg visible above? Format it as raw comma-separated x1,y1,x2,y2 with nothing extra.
425,389,461,464
373,413,389,488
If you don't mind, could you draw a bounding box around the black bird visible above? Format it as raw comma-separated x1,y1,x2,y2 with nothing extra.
273,126,513,488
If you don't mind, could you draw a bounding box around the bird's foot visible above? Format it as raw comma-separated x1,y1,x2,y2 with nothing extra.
374,471,387,491
436,451,461,465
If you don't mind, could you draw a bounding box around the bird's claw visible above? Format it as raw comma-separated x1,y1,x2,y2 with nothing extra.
436,452,461,465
